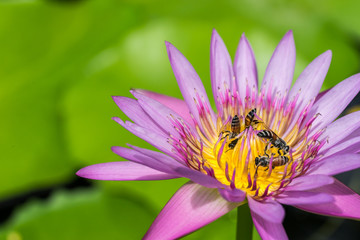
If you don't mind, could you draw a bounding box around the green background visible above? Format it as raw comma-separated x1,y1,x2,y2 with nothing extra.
0,0,359,239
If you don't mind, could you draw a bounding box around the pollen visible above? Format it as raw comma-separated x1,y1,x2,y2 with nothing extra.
169,85,325,199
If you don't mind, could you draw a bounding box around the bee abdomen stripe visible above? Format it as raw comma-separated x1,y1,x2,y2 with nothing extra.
257,130,272,138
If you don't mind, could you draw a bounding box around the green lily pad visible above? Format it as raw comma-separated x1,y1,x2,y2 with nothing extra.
0,0,142,198
0,189,155,240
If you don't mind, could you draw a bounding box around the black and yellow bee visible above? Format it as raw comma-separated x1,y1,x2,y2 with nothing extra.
255,154,289,170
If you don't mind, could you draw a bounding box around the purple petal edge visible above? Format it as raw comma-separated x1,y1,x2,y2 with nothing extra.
285,174,334,191
261,30,295,100
247,196,285,223
286,50,332,130
234,33,258,102
295,179,360,220
76,161,178,181
165,41,215,126
131,89,193,126
112,96,163,133
249,198,288,240
210,29,234,110
309,153,360,176
218,187,246,203
307,73,360,134
276,191,334,205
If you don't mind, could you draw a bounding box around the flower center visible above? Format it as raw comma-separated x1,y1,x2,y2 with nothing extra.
170,86,325,199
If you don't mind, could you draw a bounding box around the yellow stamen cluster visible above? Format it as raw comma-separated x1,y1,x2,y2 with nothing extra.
170,90,323,199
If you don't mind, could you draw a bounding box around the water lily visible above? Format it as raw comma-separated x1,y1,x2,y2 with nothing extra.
77,29,360,240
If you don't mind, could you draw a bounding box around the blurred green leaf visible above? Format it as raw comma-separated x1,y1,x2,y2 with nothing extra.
0,189,155,240
0,0,143,197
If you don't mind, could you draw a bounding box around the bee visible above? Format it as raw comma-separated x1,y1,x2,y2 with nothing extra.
255,154,289,170
220,115,240,139
230,115,241,137
219,115,241,150
257,129,290,156
226,109,258,150
245,108,258,128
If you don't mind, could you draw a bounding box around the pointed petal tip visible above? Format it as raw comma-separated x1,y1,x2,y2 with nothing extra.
111,145,121,153
325,49,332,56
239,32,250,44
211,28,218,36
165,41,180,60
111,116,124,125
112,96,125,105
165,40,174,49
112,96,130,107
111,95,119,101
75,168,85,177
130,88,144,95
281,30,294,44
319,50,332,61
211,29,220,46
126,143,134,148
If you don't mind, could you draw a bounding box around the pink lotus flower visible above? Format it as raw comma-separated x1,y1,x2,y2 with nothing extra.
77,30,360,240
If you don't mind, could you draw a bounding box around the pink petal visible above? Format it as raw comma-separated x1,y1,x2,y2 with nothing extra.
210,29,235,110
128,144,185,168
261,30,295,100
287,50,332,129
306,73,360,135
76,161,178,181
131,90,189,138
234,33,258,102
276,191,333,205
319,110,360,153
322,136,360,158
315,88,330,102
112,96,163,133
247,196,285,223
285,174,334,191
131,89,193,126
309,153,360,176
113,118,177,159
295,179,360,220
112,146,178,175
218,188,246,203
143,181,240,240
249,199,288,240
165,41,215,126
116,145,223,188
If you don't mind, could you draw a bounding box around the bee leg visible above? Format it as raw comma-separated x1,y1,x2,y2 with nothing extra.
265,166,269,171
220,132,230,140
255,165,260,177
263,144,269,156
278,149,283,156
272,165,275,169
